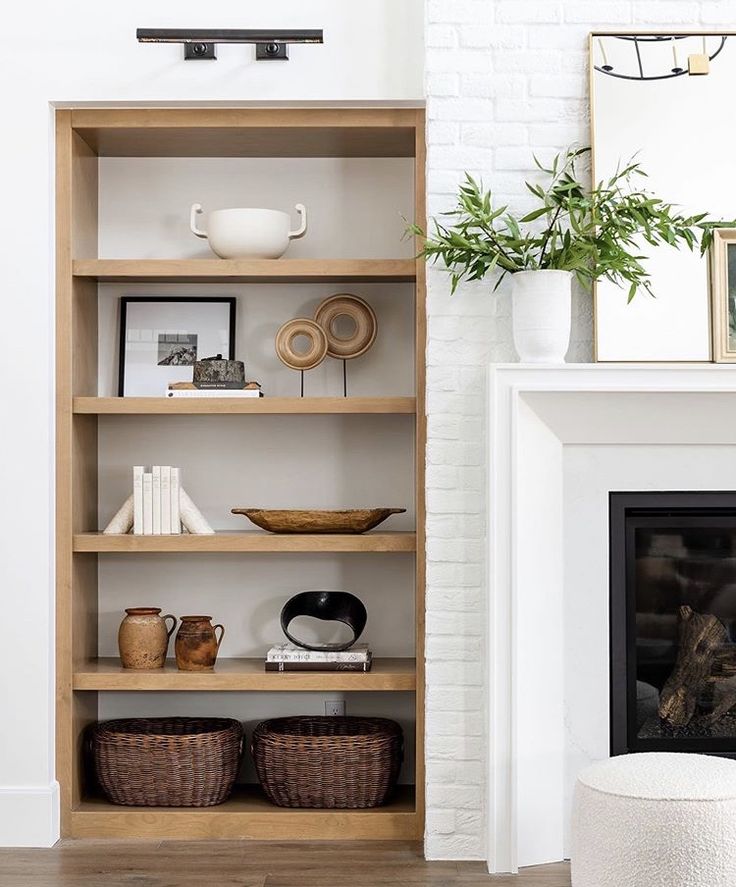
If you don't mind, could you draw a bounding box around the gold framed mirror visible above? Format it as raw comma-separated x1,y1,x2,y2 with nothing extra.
590,31,735,362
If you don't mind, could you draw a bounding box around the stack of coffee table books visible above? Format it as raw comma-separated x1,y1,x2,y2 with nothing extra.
265,643,373,672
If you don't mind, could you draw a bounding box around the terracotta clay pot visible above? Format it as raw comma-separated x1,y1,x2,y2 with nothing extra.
175,616,225,672
118,608,176,669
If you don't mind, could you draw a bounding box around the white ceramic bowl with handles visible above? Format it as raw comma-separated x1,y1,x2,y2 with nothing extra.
190,203,307,259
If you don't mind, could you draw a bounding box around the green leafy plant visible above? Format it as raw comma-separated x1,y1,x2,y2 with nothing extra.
409,146,730,302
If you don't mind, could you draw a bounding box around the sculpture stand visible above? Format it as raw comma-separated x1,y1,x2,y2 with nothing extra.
298,361,348,397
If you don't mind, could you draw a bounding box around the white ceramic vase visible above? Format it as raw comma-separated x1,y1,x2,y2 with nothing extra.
511,269,572,363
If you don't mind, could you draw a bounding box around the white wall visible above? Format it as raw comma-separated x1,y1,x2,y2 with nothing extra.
0,0,423,847
424,0,736,862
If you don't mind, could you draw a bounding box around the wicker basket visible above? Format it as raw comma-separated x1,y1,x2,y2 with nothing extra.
91,717,243,807
252,715,403,808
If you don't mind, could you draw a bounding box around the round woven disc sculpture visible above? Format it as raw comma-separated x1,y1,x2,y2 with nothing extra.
314,294,377,359
275,318,328,370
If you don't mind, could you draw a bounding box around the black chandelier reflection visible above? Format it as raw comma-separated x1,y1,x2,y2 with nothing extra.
595,34,727,81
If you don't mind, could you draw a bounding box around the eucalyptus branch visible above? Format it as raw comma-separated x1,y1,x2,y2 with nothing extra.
410,145,736,300
538,204,563,267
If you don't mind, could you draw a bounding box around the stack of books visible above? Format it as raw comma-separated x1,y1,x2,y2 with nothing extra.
166,382,263,399
133,465,181,535
265,643,373,672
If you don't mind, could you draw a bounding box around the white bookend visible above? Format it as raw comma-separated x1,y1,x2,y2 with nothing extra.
152,466,161,535
180,488,215,535
160,466,171,534
103,494,134,535
142,472,153,535
170,467,182,534
133,466,144,535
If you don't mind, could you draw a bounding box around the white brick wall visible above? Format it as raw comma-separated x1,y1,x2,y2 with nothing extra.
423,0,736,860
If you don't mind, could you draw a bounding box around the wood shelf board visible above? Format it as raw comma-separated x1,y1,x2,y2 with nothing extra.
73,657,416,691
73,531,417,553
72,258,416,283
71,108,420,158
73,396,417,415
70,786,419,840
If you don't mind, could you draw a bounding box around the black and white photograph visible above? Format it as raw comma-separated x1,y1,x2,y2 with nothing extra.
157,333,198,366
118,297,236,396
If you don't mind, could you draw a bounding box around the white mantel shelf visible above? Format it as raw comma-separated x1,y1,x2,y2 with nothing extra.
487,363,736,875
492,364,736,444
492,361,736,389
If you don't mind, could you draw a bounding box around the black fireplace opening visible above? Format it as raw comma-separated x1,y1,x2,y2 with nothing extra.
610,491,736,757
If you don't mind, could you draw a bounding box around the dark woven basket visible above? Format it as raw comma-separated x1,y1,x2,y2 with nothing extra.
252,715,403,808
91,717,243,807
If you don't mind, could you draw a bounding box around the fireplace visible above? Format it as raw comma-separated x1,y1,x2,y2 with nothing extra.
610,491,736,757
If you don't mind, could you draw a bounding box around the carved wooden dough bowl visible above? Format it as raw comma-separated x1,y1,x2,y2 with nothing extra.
231,508,406,534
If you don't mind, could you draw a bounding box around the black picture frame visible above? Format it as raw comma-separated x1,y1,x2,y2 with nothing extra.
117,296,237,397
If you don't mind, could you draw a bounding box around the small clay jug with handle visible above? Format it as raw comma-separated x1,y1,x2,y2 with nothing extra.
175,615,225,672
118,608,176,669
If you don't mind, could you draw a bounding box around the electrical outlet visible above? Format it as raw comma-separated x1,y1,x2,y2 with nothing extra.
324,699,346,716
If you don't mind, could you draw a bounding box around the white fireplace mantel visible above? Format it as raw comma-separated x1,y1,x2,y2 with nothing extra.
487,364,736,874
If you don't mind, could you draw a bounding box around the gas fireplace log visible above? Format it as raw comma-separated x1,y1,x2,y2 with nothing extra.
658,605,729,727
702,674,736,724
701,646,736,723
712,646,736,678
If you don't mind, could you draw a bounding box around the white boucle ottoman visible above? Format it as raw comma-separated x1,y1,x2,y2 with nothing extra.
571,753,736,887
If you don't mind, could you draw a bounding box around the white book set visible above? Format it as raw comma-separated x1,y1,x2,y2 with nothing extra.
102,466,214,535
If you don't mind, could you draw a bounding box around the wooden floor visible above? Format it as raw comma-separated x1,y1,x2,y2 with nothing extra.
0,840,571,886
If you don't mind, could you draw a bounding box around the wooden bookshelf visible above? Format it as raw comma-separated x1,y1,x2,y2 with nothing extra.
74,658,416,692
73,258,416,283
73,396,417,415
56,105,426,842
73,531,417,553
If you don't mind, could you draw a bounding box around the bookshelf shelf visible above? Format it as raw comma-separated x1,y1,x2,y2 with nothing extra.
56,105,426,842
74,657,416,692
73,258,416,283
71,106,420,158
73,396,417,415
73,531,416,553
71,785,417,840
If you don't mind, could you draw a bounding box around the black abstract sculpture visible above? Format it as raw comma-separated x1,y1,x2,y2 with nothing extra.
280,591,367,652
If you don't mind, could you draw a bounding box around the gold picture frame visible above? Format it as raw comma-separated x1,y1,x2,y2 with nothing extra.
710,228,736,362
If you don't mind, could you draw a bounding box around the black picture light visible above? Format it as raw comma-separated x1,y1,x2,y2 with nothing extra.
136,28,324,61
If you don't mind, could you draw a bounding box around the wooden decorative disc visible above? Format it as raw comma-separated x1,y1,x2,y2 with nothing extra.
314,294,377,360
275,318,328,370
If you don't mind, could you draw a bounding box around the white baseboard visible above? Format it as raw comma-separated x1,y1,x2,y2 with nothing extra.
0,782,59,847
